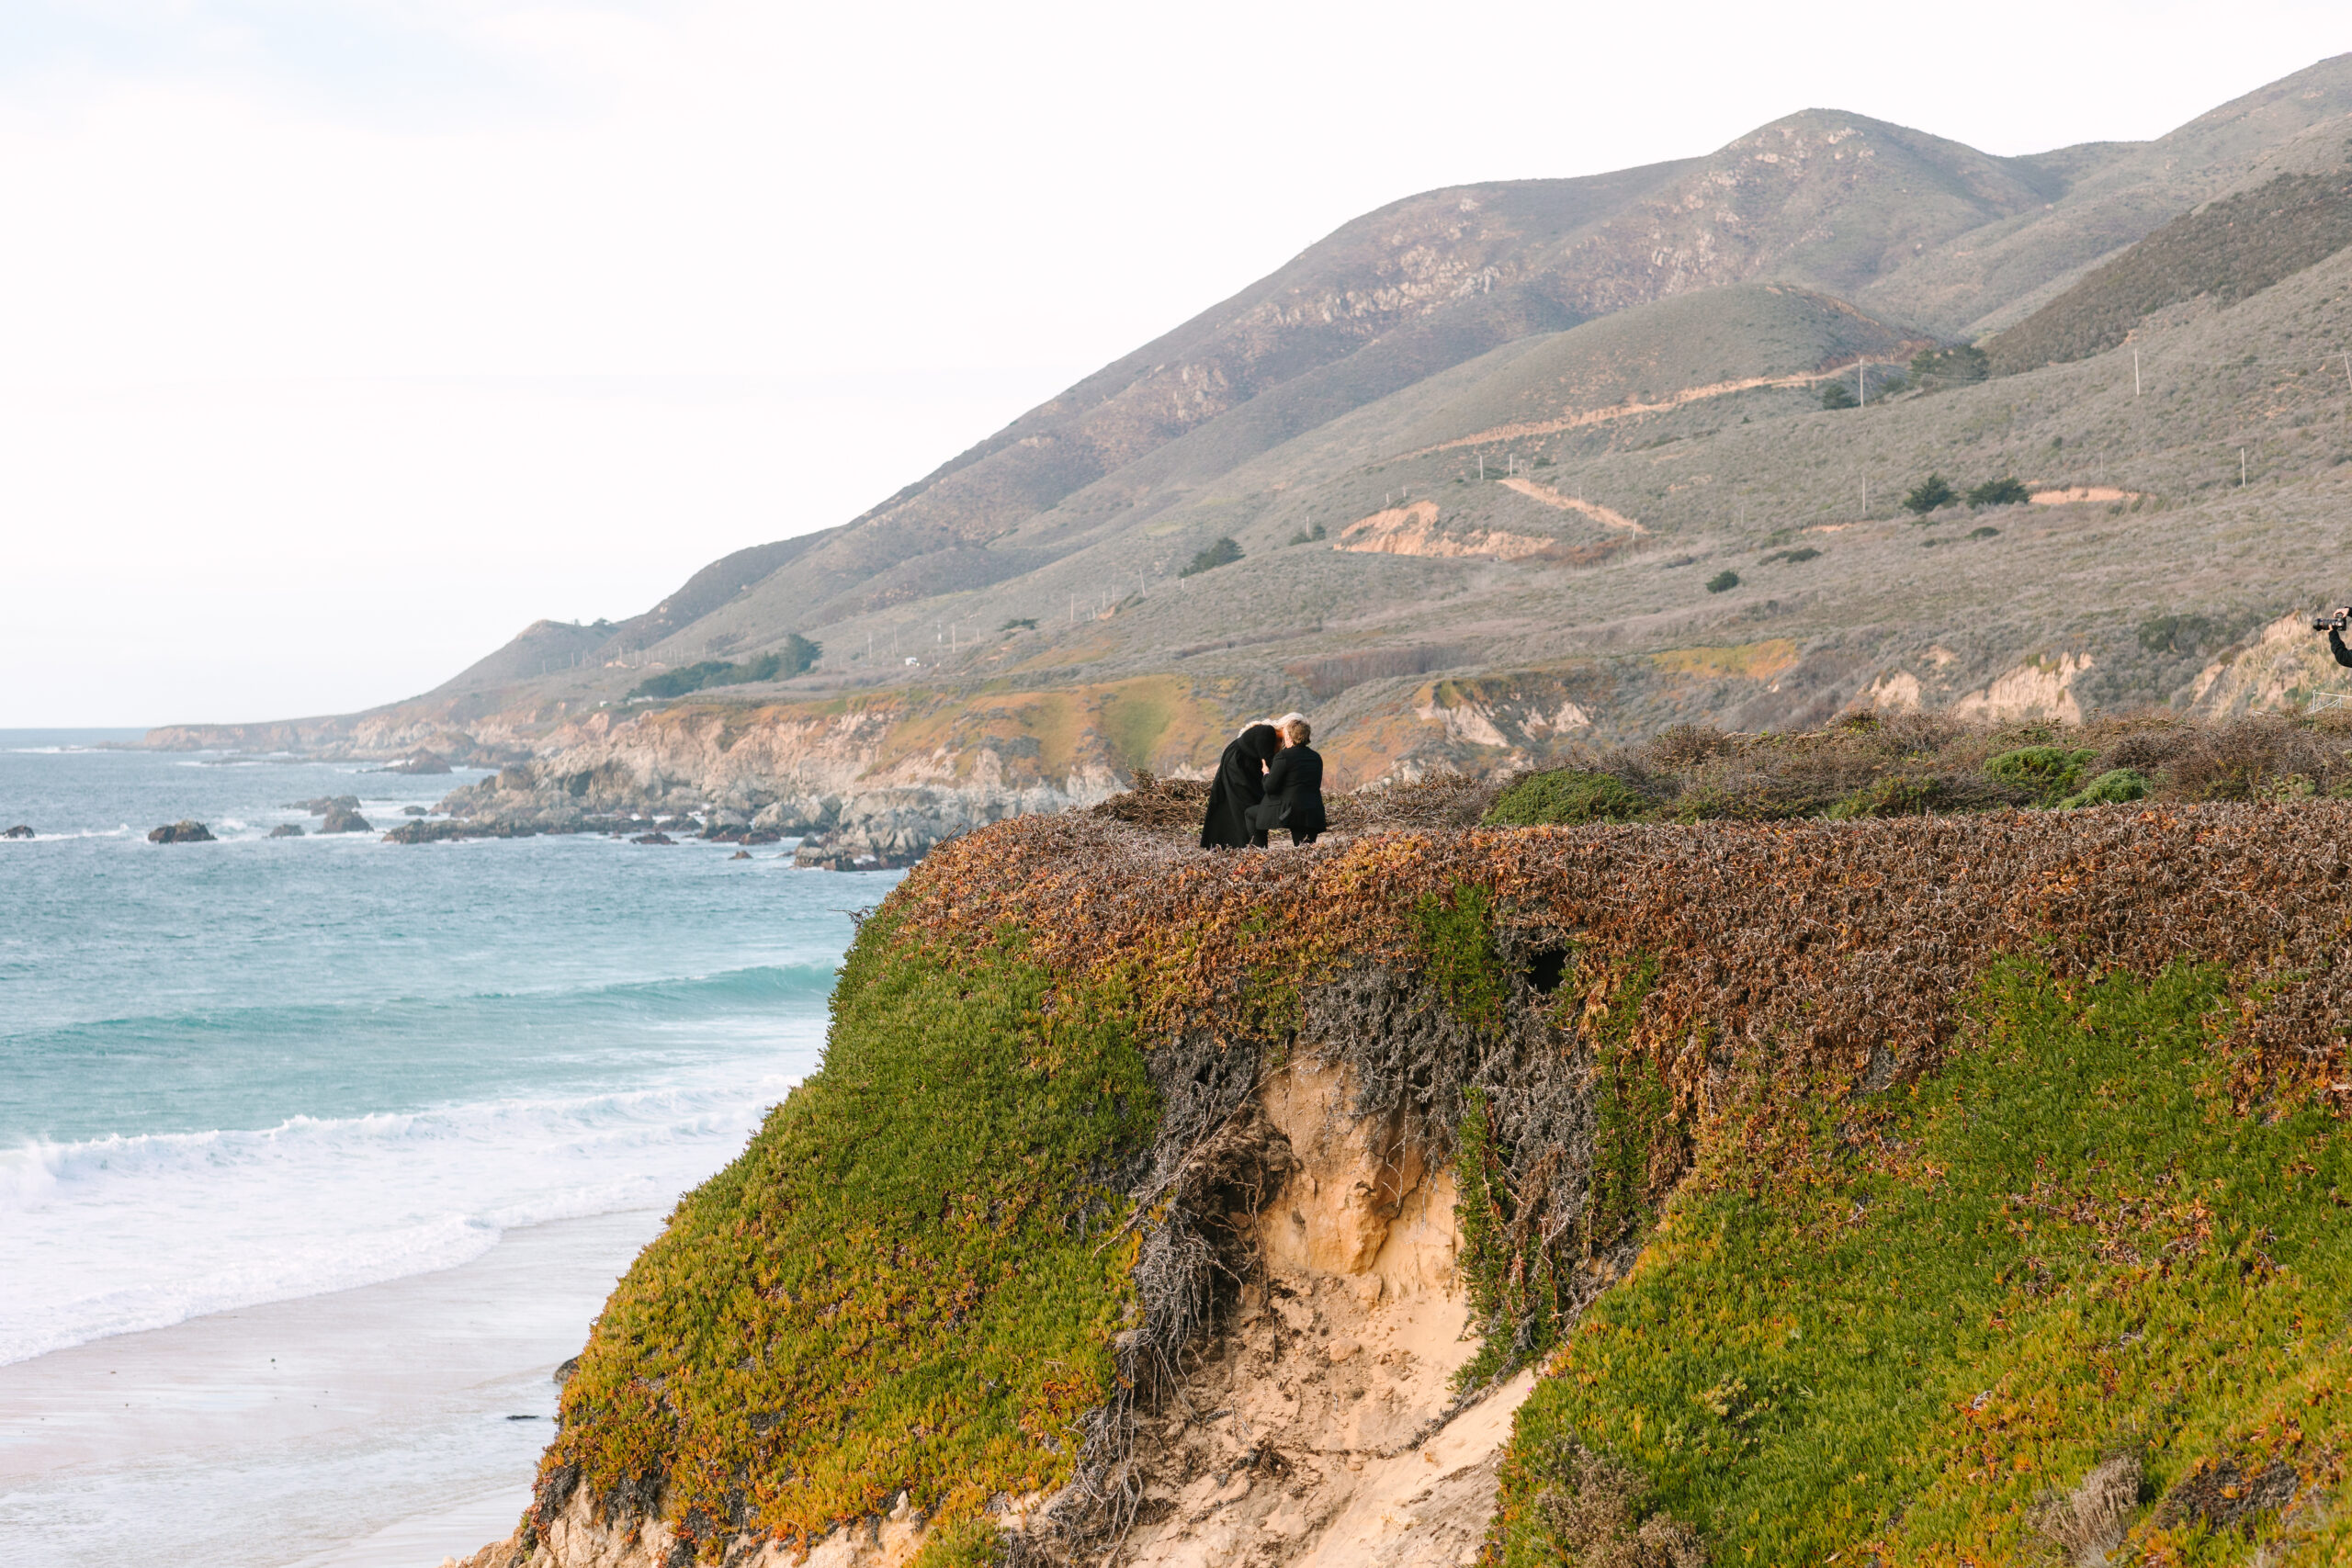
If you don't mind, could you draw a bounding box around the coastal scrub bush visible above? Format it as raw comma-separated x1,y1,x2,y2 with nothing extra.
1180,537,1243,577
1483,769,1646,828
2053,766,2147,809
537,919,1157,1561
1984,745,2098,805
1908,344,1988,386
1704,570,1740,594
1488,958,2352,1565
1819,381,1857,410
1824,774,1947,818
626,635,819,701
1903,474,1956,514
1967,476,2033,508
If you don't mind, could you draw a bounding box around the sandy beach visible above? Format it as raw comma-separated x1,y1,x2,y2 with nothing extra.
0,1208,666,1568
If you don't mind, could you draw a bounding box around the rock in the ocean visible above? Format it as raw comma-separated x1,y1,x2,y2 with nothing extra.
267,823,305,838
288,795,362,816
729,849,752,860
632,831,676,845
320,807,373,834
148,820,216,843
382,750,453,775
401,805,429,816
2,824,33,840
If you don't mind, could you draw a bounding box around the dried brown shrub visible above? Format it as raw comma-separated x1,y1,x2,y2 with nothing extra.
1090,770,1209,829
2030,1453,2143,1566
1529,1442,1706,1568
2155,716,2340,802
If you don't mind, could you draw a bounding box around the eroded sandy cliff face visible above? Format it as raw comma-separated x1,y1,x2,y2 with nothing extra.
453,1061,1532,1568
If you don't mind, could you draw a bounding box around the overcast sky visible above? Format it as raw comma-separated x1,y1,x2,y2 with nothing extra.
3,1,2344,728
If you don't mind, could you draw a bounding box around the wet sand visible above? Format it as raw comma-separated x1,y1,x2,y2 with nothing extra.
0,1208,665,1568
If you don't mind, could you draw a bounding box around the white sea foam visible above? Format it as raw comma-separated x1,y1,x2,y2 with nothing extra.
0,1046,816,1366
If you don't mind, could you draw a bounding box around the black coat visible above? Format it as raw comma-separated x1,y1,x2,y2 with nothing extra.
1250,744,1327,840
1200,726,1283,848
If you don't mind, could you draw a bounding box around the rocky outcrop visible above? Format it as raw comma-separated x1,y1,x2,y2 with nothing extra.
147,820,215,843
2,824,33,840
425,701,1127,868
267,823,305,838
381,750,453,774
320,807,373,835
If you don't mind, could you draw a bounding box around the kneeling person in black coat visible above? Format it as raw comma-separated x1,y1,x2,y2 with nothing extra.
1200,724,1283,849
1250,717,1328,845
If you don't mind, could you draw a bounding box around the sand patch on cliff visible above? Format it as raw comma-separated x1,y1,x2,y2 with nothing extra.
2029,485,2141,505
1335,502,1554,562
454,1061,1524,1568
1100,1059,1528,1568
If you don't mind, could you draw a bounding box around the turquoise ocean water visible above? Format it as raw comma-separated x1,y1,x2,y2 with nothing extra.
0,731,894,1563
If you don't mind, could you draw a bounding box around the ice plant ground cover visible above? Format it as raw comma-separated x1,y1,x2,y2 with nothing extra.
529,767,2352,1563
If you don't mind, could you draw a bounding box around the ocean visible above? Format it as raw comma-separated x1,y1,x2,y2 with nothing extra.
0,732,897,1566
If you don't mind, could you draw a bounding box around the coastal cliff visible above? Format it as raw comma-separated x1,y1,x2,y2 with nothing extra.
458,758,2352,1566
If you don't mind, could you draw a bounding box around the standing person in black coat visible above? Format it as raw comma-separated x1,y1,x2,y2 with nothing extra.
1250,717,1328,845
1199,724,1282,849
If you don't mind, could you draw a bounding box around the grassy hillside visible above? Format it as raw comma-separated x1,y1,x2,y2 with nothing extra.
523,754,2352,1563
1987,165,2352,374
161,56,2352,814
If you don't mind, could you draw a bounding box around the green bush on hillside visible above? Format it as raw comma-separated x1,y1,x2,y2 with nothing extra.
1819,381,1857,411
1489,959,2352,1565
1984,744,2097,806
1704,570,1740,594
627,635,819,701
1967,477,2032,508
1483,768,1647,827
537,920,1158,1561
1180,537,1243,577
2053,766,2148,809
1907,344,1988,386
1824,774,1947,819
1902,474,1956,514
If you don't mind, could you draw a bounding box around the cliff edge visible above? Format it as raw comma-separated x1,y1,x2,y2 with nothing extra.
450,756,2352,1565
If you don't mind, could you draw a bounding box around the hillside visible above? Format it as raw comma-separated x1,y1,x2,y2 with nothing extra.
144,55,2352,866
458,767,2352,1567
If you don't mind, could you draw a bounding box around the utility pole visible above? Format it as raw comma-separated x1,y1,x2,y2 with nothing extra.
2242,448,2248,487
1477,456,1484,481
1858,359,1867,407
2133,350,2142,397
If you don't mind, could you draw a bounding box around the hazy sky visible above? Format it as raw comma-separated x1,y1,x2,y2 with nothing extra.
3,2,2344,728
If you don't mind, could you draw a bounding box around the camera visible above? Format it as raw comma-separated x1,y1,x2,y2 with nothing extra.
2316,607,2352,633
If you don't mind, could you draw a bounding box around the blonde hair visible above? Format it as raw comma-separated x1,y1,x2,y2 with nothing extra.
1282,717,1311,746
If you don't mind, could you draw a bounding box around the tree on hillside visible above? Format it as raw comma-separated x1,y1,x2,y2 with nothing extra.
1910,344,1988,386
1819,381,1857,410
1182,537,1244,577
1967,477,2032,508
1903,474,1957,515
1705,570,1740,593
780,633,821,676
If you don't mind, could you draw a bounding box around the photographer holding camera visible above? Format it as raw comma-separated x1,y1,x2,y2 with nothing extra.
2317,606,2352,667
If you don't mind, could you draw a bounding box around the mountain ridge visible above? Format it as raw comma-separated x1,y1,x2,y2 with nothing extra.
147,54,2352,865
